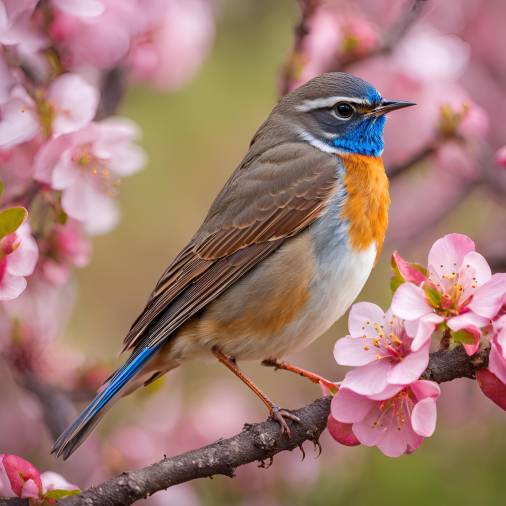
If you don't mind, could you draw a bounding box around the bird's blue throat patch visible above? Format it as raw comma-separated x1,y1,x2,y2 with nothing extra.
331,115,386,157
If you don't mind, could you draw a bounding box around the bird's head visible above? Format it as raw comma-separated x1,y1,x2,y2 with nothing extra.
277,72,415,157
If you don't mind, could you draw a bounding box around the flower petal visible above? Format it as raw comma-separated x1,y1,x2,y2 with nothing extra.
7,234,38,276
326,416,360,446
391,283,432,321
348,301,385,339
410,379,441,401
468,273,506,319
489,342,506,385
411,398,437,437
0,272,27,300
387,342,430,385
330,388,374,423
476,369,506,411
333,336,378,366
461,250,491,286
428,233,475,278
341,360,391,396
49,74,99,135
409,313,443,351
0,97,39,148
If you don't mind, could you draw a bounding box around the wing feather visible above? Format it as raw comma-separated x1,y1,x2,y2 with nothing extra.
122,142,339,352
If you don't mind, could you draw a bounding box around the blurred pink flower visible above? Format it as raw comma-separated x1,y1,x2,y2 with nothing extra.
0,141,39,201
35,118,146,234
394,24,469,83
128,0,215,90
0,73,98,148
40,219,91,285
49,0,136,69
488,315,506,386
330,380,440,457
0,0,38,45
496,146,506,169
334,302,430,396
51,0,104,18
0,453,42,499
294,7,378,89
0,274,75,351
0,86,39,148
0,223,38,301
392,234,506,354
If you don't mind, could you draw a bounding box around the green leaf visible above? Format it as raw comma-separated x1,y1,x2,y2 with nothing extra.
44,488,81,500
452,329,476,345
423,282,442,308
0,180,4,200
390,255,405,293
0,207,27,239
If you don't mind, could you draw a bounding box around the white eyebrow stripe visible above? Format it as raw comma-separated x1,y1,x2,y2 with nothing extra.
295,96,369,112
295,127,349,155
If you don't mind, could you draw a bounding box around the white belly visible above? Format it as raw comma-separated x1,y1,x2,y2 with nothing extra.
263,240,377,357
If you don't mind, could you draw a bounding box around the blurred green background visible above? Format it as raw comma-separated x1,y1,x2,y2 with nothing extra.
66,1,506,504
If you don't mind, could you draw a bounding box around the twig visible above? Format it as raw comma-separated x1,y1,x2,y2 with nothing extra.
336,0,428,70
0,344,490,506
279,0,322,96
387,142,438,179
18,371,77,441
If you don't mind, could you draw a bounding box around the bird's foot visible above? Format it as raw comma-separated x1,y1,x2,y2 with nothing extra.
270,406,301,436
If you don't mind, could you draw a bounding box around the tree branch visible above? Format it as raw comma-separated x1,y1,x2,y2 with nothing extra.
0,344,490,506
336,0,428,70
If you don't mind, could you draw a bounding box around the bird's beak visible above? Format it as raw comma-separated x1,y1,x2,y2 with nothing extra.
373,100,416,116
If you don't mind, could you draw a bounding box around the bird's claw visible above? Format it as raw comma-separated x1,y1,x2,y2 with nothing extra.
270,406,301,436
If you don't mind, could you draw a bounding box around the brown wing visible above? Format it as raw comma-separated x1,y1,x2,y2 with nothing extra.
122,142,339,351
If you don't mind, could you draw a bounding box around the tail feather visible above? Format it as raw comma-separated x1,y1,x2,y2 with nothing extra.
52,346,157,460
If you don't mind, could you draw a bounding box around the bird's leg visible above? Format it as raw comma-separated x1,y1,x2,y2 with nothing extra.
212,346,300,435
262,358,337,392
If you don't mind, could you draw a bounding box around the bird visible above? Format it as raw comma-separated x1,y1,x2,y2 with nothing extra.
52,72,414,459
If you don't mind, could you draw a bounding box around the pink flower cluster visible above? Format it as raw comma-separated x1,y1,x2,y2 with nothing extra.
0,0,214,486
328,233,506,457
0,453,77,502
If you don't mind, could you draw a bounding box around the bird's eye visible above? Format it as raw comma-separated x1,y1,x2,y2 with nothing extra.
334,102,354,119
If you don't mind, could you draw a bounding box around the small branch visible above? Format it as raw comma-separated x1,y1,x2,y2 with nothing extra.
0,344,488,506
337,0,428,70
279,0,322,96
421,345,489,383
18,371,77,441
387,142,438,179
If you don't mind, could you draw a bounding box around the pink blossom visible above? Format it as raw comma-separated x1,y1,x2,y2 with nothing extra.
392,234,506,354
330,380,440,457
128,0,215,90
0,454,42,499
0,86,39,148
293,7,378,90
334,302,430,396
0,223,38,301
40,219,91,285
0,0,38,46
1,274,76,351
51,0,104,18
488,315,506,386
49,0,136,69
35,118,146,234
496,146,506,169
0,73,98,148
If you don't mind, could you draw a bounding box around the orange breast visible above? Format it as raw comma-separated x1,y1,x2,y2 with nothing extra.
339,154,390,261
